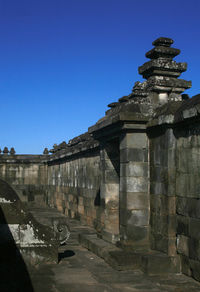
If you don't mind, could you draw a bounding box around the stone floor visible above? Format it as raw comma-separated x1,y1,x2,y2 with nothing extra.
29,219,200,291
2,217,200,291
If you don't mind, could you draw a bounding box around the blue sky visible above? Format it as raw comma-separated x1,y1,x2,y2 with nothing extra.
0,0,200,154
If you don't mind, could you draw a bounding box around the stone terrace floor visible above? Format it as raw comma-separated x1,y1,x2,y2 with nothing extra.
27,218,200,292
2,212,200,292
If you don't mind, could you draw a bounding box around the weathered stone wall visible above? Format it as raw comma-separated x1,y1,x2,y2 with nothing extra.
149,127,177,256
147,97,200,281
47,148,102,231
175,123,200,281
0,155,48,204
99,139,120,243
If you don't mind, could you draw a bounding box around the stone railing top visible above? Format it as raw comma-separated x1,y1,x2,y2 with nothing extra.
48,131,99,157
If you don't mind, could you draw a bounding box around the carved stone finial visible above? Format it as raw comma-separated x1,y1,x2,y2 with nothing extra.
43,148,49,155
10,147,16,155
3,147,9,155
137,37,191,103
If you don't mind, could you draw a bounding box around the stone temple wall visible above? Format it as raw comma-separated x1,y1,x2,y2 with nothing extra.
175,102,200,281
0,155,48,204
47,148,102,230
146,95,200,281
149,127,177,257
2,37,200,281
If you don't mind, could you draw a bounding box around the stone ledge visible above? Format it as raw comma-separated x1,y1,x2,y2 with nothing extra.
78,231,181,275
0,155,48,164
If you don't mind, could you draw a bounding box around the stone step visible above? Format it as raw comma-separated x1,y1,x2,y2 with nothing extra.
79,233,181,275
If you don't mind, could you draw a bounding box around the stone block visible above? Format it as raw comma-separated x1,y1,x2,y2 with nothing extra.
101,229,120,244
126,225,149,242
83,197,92,207
189,218,200,239
188,198,200,219
177,215,189,236
120,133,147,150
150,182,167,196
177,149,189,174
126,192,149,210
152,233,168,254
167,195,176,214
190,259,200,282
180,254,192,277
167,148,176,167
101,158,116,171
104,170,119,184
167,237,177,256
120,148,148,163
120,162,148,177
177,234,189,256
167,215,176,236
104,219,119,234
100,183,119,203
188,238,200,261
127,209,149,227
150,165,162,182
120,177,148,193
175,174,189,197
142,253,181,275
105,199,118,210
188,174,200,198
78,205,84,215
78,196,84,206
150,213,168,236
176,197,188,216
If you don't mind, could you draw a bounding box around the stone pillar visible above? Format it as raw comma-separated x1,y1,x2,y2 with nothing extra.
100,140,120,243
119,131,149,248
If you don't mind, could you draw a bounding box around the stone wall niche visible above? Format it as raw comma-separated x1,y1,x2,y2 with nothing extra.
119,131,149,249
100,139,120,243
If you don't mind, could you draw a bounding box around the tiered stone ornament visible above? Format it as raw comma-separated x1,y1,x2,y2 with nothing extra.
10,147,16,155
43,147,49,155
107,37,192,112
137,37,191,104
3,147,9,155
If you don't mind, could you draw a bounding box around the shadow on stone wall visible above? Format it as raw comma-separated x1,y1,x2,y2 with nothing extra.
0,206,34,292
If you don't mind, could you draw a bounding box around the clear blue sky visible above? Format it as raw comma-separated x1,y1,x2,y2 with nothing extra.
0,0,200,154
